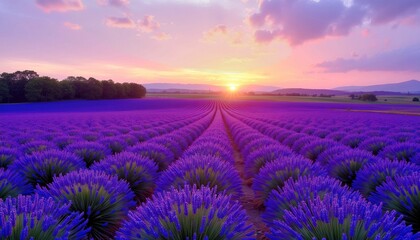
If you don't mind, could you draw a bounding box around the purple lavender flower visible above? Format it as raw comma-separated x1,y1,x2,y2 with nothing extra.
36,169,136,239
379,143,420,163
358,136,396,156
370,172,420,232
291,136,318,153
65,141,111,167
388,132,417,143
326,131,347,142
282,133,307,148
81,132,100,142
99,136,128,154
156,155,243,199
128,142,175,171
263,175,362,225
267,194,418,239
1,168,32,198
20,140,56,155
299,139,339,161
328,150,379,186
340,134,366,148
183,142,234,163
252,156,327,205
353,159,420,197
244,145,293,178
149,136,184,158
0,194,89,239
242,138,278,156
53,135,81,149
116,185,255,240
0,147,19,169
91,152,158,203
317,145,351,166
10,150,86,189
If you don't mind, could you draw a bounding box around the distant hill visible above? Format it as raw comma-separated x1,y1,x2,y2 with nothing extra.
334,80,420,93
271,88,347,96
143,83,279,93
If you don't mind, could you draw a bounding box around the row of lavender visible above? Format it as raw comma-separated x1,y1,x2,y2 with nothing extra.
222,102,420,238
117,110,254,239
1,102,238,239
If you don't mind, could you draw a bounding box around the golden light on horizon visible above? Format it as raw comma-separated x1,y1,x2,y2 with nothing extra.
228,84,238,92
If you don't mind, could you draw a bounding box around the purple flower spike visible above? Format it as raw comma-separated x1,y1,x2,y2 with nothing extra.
252,155,327,205
370,172,420,232
66,141,111,167
156,155,242,200
263,176,362,225
379,143,420,163
183,142,234,163
358,137,396,156
91,152,158,203
328,150,379,186
0,194,89,239
317,145,351,166
10,150,85,188
116,185,255,240
299,139,339,161
99,136,128,154
0,147,19,169
36,169,136,239
20,140,56,155
1,168,32,198
267,194,418,239
353,159,420,197
244,145,293,178
128,142,175,171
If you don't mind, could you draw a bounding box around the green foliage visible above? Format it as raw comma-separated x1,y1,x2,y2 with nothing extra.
25,77,60,102
0,70,147,103
359,93,378,102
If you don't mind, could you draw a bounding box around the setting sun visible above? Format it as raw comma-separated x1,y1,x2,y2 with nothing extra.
228,84,238,92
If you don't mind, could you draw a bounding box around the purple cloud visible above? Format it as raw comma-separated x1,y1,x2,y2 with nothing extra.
355,0,420,24
106,17,135,28
36,0,84,12
97,0,129,7
63,22,82,30
250,0,420,45
317,46,420,72
138,15,160,33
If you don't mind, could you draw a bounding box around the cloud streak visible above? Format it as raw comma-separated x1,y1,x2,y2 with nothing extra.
105,17,135,28
36,0,84,12
97,0,129,7
317,46,420,72
63,22,82,30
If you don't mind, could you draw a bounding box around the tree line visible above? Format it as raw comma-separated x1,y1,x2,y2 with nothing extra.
0,70,146,103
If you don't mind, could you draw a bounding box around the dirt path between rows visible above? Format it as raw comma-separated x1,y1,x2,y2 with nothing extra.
222,112,269,240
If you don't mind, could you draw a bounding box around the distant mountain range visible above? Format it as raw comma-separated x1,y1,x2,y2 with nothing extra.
144,80,420,94
334,80,420,93
144,83,279,93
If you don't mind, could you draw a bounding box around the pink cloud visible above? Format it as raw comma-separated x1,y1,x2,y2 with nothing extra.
138,15,160,33
106,17,135,28
152,32,172,41
36,0,84,12
250,0,420,45
63,22,82,30
97,0,129,7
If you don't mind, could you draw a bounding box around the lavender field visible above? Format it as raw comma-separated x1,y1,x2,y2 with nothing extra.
1,98,420,239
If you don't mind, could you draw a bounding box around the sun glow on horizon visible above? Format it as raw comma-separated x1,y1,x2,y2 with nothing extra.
228,84,238,92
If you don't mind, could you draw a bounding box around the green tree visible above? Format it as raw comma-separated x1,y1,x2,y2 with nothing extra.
0,79,10,103
59,80,75,99
25,77,60,102
101,80,117,99
359,93,377,102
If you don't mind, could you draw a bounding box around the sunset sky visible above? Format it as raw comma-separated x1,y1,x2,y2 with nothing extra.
1,0,420,89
